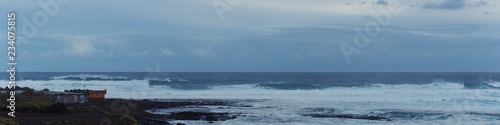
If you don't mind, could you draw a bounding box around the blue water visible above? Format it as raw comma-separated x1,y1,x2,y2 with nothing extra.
6,72,500,90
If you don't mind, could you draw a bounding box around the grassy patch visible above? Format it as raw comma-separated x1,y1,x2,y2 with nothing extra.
103,112,139,123
41,120,78,125
64,89,91,95
0,118,19,125
17,101,53,110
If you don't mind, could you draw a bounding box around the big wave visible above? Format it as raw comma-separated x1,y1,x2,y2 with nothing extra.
51,74,130,81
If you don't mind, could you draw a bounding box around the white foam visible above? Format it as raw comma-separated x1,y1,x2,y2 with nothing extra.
51,74,128,80
489,82,500,87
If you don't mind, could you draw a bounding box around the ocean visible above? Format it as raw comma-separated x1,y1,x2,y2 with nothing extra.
4,72,500,124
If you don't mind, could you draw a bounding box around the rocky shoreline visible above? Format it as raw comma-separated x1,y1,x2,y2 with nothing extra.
0,99,249,125
131,99,249,125
1,98,397,125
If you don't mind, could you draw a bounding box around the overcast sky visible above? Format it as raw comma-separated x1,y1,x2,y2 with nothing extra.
1,0,499,72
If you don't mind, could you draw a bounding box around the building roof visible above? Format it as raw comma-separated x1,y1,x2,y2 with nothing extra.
0,90,25,94
41,91,84,95
90,89,107,94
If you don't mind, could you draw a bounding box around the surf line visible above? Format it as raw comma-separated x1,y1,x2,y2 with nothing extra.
7,12,17,117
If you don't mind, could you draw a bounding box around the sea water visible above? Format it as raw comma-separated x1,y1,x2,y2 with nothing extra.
5,72,500,124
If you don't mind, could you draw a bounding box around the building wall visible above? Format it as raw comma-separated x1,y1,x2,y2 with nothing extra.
48,95,87,103
89,93,105,100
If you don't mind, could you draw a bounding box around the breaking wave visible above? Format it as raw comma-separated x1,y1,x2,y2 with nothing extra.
51,74,130,81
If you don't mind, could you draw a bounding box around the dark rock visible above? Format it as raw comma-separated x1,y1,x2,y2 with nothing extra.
165,112,237,121
41,103,67,113
134,115,172,125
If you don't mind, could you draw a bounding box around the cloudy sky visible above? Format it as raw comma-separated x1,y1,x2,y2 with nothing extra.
1,0,499,72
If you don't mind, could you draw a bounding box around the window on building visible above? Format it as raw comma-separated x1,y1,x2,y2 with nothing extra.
95,93,99,96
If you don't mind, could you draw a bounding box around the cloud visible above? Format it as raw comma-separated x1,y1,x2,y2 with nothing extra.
158,48,178,57
9,0,500,72
64,40,98,56
39,41,107,58
346,1,368,6
422,0,465,9
374,0,388,5
191,48,217,59
35,34,115,58
475,0,489,7
393,24,481,38
483,11,493,15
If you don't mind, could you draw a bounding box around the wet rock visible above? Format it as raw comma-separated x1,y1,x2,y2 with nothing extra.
165,111,237,121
